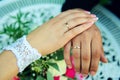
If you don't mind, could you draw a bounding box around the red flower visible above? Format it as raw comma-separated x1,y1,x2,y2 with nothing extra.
54,76,60,80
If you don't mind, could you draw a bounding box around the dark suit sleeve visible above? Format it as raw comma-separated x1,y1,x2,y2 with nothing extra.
62,0,100,11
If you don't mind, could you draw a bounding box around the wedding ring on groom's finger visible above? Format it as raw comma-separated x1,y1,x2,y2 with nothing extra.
73,46,80,49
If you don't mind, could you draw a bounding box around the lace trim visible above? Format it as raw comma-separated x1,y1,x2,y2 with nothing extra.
4,36,41,72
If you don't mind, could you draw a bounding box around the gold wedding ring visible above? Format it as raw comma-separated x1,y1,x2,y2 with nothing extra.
73,46,80,49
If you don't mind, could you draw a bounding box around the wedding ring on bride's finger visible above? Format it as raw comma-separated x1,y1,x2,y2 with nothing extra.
73,46,80,49
65,22,70,31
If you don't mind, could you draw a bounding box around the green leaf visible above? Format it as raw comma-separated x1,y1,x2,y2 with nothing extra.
48,62,59,71
36,76,44,80
10,15,17,19
47,71,53,80
52,49,64,61
24,12,30,18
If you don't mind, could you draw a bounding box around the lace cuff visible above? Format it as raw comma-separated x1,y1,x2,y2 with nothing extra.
4,36,41,72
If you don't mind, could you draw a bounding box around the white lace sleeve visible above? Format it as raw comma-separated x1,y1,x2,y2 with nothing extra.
4,36,41,72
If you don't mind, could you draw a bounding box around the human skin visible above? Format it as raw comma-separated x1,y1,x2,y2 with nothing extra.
0,9,98,80
64,24,108,77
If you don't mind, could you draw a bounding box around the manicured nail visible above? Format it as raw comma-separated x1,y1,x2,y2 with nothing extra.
90,71,96,76
93,17,99,21
91,14,96,17
85,11,91,14
96,17,99,20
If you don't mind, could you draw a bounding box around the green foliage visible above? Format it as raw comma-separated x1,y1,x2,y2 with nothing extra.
51,48,64,61
48,62,60,71
0,11,32,41
36,76,45,80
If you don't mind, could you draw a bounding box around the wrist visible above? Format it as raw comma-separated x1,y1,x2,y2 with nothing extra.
26,29,45,56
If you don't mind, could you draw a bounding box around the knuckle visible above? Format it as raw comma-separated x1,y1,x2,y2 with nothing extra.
64,49,69,54
75,68,80,72
93,50,100,59
70,17,82,25
64,56,69,60
64,58,71,64
90,66,98,72
65,60,71,64
65,56,70,60
73,17,82,25
94,28,101,35
82,32,89,39
88,17,93,21
73,53,80,59
81,70,89,74
69,12,81,18
82,54,90,61
73,49,79,54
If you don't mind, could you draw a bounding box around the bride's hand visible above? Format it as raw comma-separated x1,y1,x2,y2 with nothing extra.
27,9,98,55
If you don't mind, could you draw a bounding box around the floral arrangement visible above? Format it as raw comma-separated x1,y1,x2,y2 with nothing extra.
0,10,84,80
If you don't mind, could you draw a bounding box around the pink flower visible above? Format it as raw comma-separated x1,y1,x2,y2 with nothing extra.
65,56,84,80
54,76,60,80
65,67,75,78
12,76,20,80
65,57,75,78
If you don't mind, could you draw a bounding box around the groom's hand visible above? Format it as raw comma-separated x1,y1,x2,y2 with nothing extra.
64,24,108,76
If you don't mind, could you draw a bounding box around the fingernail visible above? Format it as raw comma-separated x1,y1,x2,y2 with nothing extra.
90,71,96,76
85,11,91,14
91,14,96,17
105,58,108,63
93,17,99,21
68,65,72,69
83,74,87,77
96,17,99,20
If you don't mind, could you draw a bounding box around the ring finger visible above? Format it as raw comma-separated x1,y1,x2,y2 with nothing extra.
72,37,81,72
